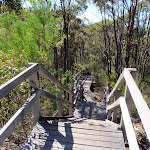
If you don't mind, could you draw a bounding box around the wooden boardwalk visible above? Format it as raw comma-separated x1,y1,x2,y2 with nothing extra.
74,76,107,120
21,76,125,150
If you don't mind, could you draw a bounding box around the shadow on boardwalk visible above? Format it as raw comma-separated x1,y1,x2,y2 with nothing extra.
21,121,74,149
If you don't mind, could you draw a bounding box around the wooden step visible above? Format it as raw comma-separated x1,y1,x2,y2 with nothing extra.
21,120,125,150
21,76,125,150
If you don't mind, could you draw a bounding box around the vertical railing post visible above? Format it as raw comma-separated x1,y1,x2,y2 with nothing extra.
69,94,73,115
80,84,83,101
57,90,63,116
105,82,110,107
112,89,121,122
106,83,111,120
124,70,137,113
69,80,74,115
27,63,41,126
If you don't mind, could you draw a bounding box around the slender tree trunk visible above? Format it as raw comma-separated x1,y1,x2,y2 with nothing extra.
111,0,120,76
54,47,58,78
125,0,137,67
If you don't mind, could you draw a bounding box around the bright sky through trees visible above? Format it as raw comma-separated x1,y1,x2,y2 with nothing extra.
77,2,101,24
22,0,101,24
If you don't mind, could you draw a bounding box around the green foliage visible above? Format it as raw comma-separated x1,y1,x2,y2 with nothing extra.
0,1,63,64
0,1,65,147
0,50,30,125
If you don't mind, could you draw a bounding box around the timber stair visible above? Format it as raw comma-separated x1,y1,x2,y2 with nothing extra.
21,75,125,150
1,63,150,150
21,118,125,150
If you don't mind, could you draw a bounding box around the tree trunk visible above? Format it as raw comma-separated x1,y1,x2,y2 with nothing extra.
125,0,137,67
54,47,58,78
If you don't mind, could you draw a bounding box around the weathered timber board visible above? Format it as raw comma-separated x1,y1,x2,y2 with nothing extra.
22,120,125,150
39,120,121,132
21,76,125,150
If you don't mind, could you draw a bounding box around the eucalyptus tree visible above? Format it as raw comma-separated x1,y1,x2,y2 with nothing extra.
93,0,150,79
59,0,88,75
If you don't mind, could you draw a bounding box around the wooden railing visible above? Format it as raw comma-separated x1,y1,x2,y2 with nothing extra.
72,70,85,105
0,63,74,146
106,68,150,150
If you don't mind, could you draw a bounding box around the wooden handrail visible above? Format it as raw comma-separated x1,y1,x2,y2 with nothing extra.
124,69,150,141
40,89,72,106
120,97,139,150
72,70,82,81
0,62,75,146
107,98,120,111
107,97,139,150
108,70,124,99
0,89,41,145
106,68,150,147
108,68,137,99
73,74,85,105
39,65,73,95
0,63,39,99
0,63,73,100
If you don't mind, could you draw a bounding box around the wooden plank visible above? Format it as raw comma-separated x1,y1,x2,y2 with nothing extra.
0,63,39,99
40,90,72,106
22,139,125,150
0,89,41,146
67,117,119,127
46,146,124,150
38,121,122,132
73,70,82,81
128,68,137,72
124,68,150,142
34,123,123,137
27,63,41,125
120,96,139,150
108,70,125,99
107,98,120,111
24,120,125,148
31,128,123,141
23,136,125,149
39,116,74,121
39,65,73,95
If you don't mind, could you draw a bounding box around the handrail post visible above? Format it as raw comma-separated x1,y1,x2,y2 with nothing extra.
112,89,121,122
69,80,74,115
106,83,111,120
69,94,73,115
105,82,110,107
57,90,63,116
80,84,83,101
27,63,41,126
125,70,137,113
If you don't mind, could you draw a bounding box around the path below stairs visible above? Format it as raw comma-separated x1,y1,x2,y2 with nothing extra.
74,76,106,120
21,76,125,150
